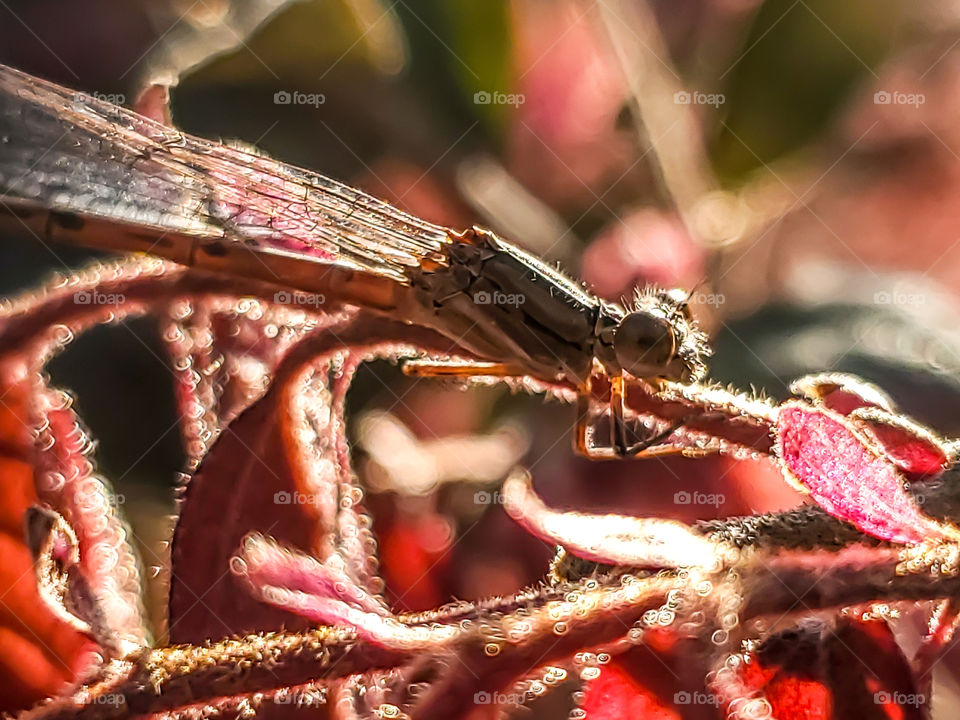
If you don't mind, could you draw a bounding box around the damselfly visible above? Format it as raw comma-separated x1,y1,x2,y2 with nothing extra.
0,64,710,457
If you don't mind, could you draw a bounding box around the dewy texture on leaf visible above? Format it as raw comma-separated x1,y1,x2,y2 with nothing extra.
235,533,387,616
0,361,145,713
31,387,146,651
776,403,957,545
7,255,960,719
163,296,332,469
169,314,452,642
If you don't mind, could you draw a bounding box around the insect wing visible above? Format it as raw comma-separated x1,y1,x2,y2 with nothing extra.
0,64,451,287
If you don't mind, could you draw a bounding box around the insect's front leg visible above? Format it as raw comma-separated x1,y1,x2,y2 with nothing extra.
610,373,686,458
576,374,679,459
575,375,616,459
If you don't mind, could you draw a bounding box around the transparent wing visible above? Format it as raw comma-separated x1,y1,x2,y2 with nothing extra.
0,64,451,285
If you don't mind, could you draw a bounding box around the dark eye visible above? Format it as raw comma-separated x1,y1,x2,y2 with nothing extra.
613,311,677,378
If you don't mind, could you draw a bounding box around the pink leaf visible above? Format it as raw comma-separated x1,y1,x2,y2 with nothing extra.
775,403,956,544
170,316,417,642
32,388,147,649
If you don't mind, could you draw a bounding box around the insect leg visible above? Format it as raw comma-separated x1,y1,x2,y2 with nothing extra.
611,373,686,457
401,358,527,378
575,376,622,459
575,383,593,456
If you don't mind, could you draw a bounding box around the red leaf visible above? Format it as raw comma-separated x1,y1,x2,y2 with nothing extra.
378,512,453,612
582,661,681,720
851,409,949,479
170,344,380,642
775,403,955,544
790,373,895,416
33,388,147,648
0,365,94,714
169,373,321,642
790,373,949,480
581,634,712,720
734,617,927,720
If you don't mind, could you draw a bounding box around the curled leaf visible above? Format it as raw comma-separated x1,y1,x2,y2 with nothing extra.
502,469,725,568
849,407,949,479
775,403,957,544
790,372,896,415
234,533,387,616
0,360,144,713
26,507,94,640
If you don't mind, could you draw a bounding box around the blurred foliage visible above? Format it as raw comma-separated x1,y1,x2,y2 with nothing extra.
711,0,899,181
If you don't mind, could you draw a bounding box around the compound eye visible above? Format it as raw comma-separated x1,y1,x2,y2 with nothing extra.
613,311,677,378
